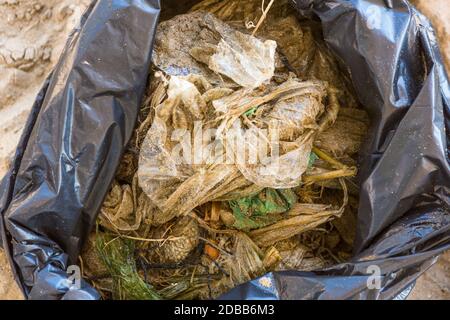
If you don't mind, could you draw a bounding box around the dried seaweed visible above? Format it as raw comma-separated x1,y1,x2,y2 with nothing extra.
96,234,161,300
274,238,328,271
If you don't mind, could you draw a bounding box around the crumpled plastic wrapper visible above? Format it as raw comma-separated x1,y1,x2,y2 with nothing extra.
138,12,335,224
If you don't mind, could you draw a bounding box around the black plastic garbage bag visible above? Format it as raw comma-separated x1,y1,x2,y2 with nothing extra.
0,0,449,300
0,0,161,300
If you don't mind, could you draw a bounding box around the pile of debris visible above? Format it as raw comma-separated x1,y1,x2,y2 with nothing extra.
82,0,369,300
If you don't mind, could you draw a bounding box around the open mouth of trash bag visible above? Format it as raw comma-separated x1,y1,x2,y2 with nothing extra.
0,0,449,300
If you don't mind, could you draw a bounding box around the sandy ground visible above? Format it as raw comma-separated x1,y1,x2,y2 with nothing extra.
409,251,450,300
0,0,448,300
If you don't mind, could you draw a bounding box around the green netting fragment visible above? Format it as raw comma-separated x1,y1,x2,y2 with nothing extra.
96,234,161,300
228,188,297,231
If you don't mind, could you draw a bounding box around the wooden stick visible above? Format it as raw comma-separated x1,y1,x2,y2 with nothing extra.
303,168,357,184
252,0,276,36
